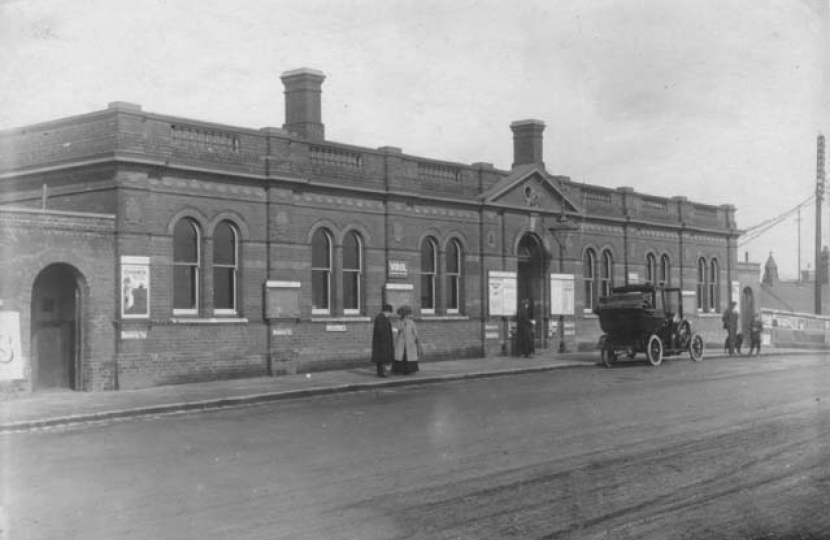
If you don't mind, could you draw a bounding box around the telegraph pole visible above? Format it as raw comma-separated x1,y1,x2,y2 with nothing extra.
798,207,802,281
816,134,825,314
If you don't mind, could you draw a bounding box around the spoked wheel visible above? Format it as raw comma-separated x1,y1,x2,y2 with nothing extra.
601,339,618,368
647,334,663,366
676,320,692,350
689,333,705,361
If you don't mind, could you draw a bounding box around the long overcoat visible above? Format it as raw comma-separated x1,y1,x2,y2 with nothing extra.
722,307,739,334
516,304,535,356
371,313,394,364
394,318,420,361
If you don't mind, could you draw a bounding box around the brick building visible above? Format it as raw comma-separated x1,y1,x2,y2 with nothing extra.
0,68,741,396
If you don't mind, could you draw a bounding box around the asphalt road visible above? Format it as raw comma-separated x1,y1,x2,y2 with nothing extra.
3,354,830,540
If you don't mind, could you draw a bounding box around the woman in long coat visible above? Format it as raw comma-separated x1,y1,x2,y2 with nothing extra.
393,306,421,375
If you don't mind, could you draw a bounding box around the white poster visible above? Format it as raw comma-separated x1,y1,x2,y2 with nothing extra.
122,256,150,319
488,271,517,316
0,311,24,381
550,274,575,316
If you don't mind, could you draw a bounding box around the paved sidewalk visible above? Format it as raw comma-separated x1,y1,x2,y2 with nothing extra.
0,347,823,433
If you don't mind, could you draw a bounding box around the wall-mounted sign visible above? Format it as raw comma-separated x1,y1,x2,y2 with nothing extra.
548,320,558,338
326,325,347,332
0,311,24,381
388,260,408,278
550,274,575,316
384,283,414,312
489,271,517,317
265,281,301,319
121,330,148,340
121,256,150,319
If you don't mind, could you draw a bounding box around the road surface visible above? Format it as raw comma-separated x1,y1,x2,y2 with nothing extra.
3,354,830,539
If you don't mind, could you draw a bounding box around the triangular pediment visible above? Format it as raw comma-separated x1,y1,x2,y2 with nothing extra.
482,164,582,215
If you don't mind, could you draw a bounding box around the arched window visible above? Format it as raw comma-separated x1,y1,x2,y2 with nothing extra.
697,258,707,311
213,221,238,314
583,249,596,311
420,237,437,313
446,239,463,313
646,253,657,284
173,218,200,314
342,231,363,314
709,258,720,312
600,250,614,297
660,254,670,286
311,228,332,314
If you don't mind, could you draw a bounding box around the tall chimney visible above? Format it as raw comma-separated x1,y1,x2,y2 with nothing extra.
510,119,545,168
281,68,326,140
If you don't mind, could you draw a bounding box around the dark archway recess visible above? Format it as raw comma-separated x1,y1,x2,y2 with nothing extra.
30,264,83,391
517,233,546,351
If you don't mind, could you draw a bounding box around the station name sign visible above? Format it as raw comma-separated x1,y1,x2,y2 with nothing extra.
388,260,408,278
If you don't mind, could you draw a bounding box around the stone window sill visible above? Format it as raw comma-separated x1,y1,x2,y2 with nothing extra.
170,317,249,324
310,316,372,323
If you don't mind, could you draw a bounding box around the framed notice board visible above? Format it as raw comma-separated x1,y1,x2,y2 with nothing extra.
384,283,413,313
265,281,301,319
488,271,517,317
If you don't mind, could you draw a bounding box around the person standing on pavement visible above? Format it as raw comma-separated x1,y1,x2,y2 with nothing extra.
371,304,395,378
722,301,739,356
393,306,421,375
517,298,535,358
748,313,764,357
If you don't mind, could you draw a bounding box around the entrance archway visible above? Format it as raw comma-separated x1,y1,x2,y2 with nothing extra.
30,264,83,391
517,233,546,350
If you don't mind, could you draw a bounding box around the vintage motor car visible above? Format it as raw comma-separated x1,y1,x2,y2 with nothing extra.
594,284,705,367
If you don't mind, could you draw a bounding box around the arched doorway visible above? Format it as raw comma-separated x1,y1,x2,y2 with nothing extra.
517,233,546,350
30,264,83,391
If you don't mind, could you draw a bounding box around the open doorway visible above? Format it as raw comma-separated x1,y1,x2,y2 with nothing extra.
517,233,546,350
30,264,83,391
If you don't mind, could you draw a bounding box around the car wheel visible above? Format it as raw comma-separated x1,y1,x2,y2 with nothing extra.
647,334,663,366
689,333,704,362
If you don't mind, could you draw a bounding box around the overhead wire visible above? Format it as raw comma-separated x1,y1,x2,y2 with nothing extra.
738,193,816,248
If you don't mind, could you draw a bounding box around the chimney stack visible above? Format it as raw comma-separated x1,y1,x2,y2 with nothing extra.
281,68,326,140
510,119,545,168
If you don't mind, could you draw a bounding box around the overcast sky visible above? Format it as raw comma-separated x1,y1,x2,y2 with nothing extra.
1,0,828,279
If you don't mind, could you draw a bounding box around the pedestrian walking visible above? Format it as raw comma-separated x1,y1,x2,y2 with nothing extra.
748,313,764,357
517,298,535,358
371,304,395,378
721,300,739,356
392,306,421,375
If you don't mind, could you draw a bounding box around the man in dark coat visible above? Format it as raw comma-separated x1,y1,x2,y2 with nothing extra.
372,304,395,377
722,301,739,356
517,298,535,358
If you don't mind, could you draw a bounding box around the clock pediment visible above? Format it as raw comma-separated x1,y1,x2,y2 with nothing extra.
481,164,582,215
